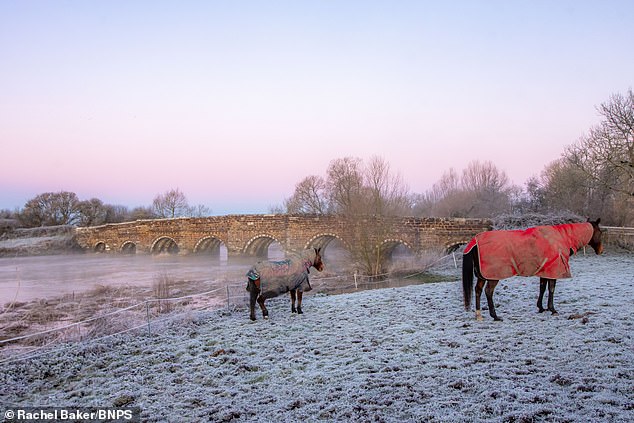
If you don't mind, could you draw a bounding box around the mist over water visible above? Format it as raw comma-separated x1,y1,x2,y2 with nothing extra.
0,243,290,304
0,241,423,305
0,255,219,304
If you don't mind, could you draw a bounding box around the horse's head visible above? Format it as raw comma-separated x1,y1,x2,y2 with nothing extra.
312,247,324,272
588,218,604,255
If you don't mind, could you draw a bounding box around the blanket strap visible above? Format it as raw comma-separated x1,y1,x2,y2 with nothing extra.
303,259,312,273
533,258,548,275
510,258,521,275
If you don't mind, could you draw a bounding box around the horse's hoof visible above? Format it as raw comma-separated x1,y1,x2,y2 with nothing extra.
475,310,483,321
494,317,503,322
250,316,256,321
291,308,297,313
297,308,303,315
551,311,559,316
538,308,545,313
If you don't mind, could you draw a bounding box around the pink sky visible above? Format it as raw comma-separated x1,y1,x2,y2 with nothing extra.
1,1,633,215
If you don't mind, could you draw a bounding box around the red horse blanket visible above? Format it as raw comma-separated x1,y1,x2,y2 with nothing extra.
464,223,593,280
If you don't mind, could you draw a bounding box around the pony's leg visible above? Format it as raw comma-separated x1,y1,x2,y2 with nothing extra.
296,291,303,314
474,278,486,321
248,279,260,321
257,294,269,319
485,280,502,321
547,279,558,315
538,278,547,313
290,289,297,313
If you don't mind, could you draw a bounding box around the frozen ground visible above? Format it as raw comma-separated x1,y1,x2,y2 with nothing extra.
2,253,633,422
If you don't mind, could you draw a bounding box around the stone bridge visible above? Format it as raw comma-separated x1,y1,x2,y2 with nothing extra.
74,214,493,258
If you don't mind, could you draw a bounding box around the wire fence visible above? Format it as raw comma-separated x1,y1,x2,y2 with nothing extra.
0,253,461,365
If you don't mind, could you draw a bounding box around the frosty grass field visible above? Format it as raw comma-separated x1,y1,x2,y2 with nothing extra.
2,252,633,422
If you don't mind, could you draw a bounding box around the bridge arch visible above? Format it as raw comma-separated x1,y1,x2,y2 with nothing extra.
194,235,227,257
243,234,282,258
93,241,107,253
379,238,415,258
121,241,136,254
304,233,351,253
151,236,180,255
445,240,470,254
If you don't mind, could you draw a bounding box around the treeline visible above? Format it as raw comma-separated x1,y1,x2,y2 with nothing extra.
282,90,633,227
0,188,210,228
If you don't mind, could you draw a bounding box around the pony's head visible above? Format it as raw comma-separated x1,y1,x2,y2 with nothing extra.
312,247,324,272
587,218,604,255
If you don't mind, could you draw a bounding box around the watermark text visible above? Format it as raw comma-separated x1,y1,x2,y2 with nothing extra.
3,407,140,422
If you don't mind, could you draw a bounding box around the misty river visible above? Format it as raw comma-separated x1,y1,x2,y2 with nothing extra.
0,251,283,305
0,242,426,306
0,242,367,305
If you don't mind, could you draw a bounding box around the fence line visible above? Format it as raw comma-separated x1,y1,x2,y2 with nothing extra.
0,254,460,364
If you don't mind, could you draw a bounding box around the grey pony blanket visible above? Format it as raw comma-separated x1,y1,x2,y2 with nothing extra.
246,249,317,297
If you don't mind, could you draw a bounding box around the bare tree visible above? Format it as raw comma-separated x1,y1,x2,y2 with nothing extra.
285,175,329,214
364,156,412,216
539,157,629,225
153,188,191,218
461,160,510,193
416,161,515,218
77,198,108,227
283,156,413,275
324,156,412,275
516,175,547,213
191,204,211,217
461,160,514,217
541,159,588,214
20,191,80,227
326,157,365,215
104,204,131,223
268,204,285,214
567,90,633,198
128,206,156,221
412,169,461,216
564,89,633,225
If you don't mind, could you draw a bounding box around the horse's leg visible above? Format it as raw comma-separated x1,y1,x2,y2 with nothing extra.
248,279,260,321
290,289,297,313
547,279,558,315
474,278,486,321
257,294,269,319
485,280,502,321
296,291,303,314
538,278,547,313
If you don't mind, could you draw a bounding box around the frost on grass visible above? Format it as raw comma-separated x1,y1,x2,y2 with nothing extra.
1,254,633,422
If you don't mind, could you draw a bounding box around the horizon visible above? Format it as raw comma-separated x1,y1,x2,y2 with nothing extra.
2,1,633,214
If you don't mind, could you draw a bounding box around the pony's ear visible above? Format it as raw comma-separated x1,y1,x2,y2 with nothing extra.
596,218,601,225
315,247,321,254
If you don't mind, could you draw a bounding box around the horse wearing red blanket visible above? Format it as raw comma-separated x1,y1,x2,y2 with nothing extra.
462,219,603,321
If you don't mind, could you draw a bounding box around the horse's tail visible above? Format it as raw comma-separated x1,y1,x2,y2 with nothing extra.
462,246,475,311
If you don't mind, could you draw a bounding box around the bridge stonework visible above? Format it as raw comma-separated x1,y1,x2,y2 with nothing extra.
74,214,493,257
